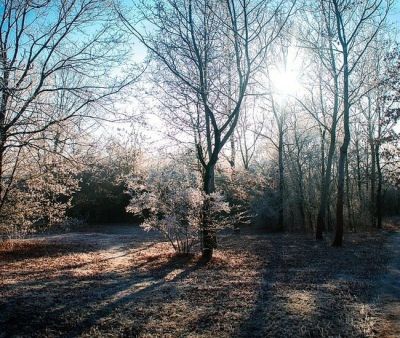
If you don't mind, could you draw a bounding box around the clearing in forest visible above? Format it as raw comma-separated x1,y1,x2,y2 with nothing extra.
0,225,399,338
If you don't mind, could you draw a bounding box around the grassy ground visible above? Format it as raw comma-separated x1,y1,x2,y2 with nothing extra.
0,227,397,337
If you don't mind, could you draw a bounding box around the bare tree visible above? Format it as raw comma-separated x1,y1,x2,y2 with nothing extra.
330,0,391,246
255,39,296,231
235,97,264,170
297,0,343,240
118,0,295,259
0,0,137,231
377,45,400,227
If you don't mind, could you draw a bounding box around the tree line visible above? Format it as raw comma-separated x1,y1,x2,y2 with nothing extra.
1,0,399,260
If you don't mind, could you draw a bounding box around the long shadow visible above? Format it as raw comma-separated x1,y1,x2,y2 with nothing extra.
1,232,387,337
0,241,95,262
67,254,207,337
0,251,206,337
232,233,384,337
6,243,158,279
0,227,162,263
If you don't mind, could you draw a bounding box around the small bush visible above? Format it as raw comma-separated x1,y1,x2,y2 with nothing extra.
126,165,229,254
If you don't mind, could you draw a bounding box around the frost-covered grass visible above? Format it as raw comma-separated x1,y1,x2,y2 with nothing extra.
0,227,396,337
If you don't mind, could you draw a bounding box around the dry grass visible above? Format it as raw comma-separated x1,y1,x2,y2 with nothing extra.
0,229,394,337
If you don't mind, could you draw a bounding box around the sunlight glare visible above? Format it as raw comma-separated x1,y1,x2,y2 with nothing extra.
270,67,301,97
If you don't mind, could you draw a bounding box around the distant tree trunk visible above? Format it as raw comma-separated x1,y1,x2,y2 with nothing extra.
298,175,306,230
376,105,383,229
355,138,363,202
369,119,377,227
345,157,353,231
269,92,285,231
370,140,377,226
230,135,236,168
277,125,284,231
376,143,383,229
295,132,306,230
366,141,370,193
229,134,241,234
320,127,326,180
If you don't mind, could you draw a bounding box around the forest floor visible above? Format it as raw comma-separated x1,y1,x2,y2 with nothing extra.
0,223,399,338
377,223,400,338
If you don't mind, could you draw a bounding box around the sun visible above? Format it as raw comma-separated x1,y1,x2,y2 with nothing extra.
267,45,304,99
269,67,301,97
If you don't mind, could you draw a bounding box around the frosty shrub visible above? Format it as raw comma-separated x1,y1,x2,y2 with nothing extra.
126,165,230,254
218,168,269,228
0,154,80,239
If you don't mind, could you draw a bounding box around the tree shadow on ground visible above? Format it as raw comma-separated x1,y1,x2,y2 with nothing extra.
0,229,159,262
0,231,389,337
233,233,387,337
0,246,207,337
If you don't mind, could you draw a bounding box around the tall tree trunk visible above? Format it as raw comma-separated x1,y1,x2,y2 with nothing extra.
334,147,347,246
202,163,217,261
0,140,4,211
333,51,350,247
346,156,353,231
316,129,336,239
316,128,326,238
316,71,339,240
0,50,9,215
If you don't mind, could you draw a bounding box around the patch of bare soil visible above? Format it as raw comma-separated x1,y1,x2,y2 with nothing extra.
0,229,392,337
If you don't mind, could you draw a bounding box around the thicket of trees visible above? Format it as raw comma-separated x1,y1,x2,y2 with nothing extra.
0,0,138,236
1,0,399,259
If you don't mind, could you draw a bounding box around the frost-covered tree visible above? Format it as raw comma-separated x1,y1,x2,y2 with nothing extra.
118,0,295,259
0,0,138,234
126,164,229,254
